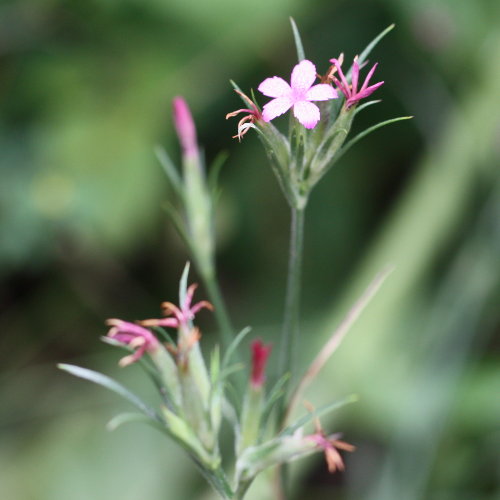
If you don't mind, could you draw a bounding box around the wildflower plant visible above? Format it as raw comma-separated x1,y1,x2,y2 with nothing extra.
59,19,407,500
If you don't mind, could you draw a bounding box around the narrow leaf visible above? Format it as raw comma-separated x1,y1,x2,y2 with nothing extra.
222,326,251,370
260,373,290,430
220,362,245,381
280,395,358,436
107,412,165,432
58,364,159,421
210,346,221,384
179,261,191,306
161,202,191,249
155,145,182,195
354,100,381,115
290,17,306,62
209,151,229,195
357,24,395,67
337,116,413,161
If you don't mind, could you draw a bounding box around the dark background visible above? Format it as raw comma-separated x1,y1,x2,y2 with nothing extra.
1,0,499,499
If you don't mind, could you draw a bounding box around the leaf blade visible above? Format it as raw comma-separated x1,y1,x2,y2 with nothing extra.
58,363,160,421
290,17,306,62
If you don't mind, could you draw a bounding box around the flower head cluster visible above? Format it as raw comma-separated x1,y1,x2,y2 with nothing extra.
228,54,384,138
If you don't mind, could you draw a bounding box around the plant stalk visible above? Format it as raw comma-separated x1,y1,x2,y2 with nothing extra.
279,205,305,400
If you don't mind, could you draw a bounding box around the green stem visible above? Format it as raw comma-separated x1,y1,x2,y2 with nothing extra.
275,205,305,500
279,205,305,404
200,466,234,500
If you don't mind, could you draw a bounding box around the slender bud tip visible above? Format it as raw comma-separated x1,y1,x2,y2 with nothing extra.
250,339,272,388
172,96,198,158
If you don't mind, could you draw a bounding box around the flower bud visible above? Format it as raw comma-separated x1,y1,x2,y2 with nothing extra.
250,340,272,388
172,96,198,159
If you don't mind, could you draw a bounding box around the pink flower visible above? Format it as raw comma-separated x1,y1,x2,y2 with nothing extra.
258,59,337,129
226,90,262,141
303,403,356,473
140,283,213,329
308,432,355,473
106,319,160,367
172,96,198,158
250,339,272,388
329,56,384,108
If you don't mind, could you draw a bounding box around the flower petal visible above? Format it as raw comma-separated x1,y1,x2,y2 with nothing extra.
353,81,384,101
293,100,320,129
351,59,360,94
262,96,293,122
258,76,291,98
291,59,317,93
330,58,350,93
360,63,379,92
305,83,337,102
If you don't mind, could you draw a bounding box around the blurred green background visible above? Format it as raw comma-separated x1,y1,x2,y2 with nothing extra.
1,0,499,499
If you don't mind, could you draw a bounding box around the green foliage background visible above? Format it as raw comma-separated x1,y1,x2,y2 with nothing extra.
1,0,499,499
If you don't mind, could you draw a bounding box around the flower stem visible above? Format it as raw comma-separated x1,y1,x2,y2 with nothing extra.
274,205,305,500
279,205,305,407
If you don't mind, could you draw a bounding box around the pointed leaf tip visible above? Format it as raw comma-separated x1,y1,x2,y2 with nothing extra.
290,17,306,62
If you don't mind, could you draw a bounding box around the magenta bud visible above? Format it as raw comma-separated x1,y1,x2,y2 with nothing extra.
250,339,272,388
172,96,198,158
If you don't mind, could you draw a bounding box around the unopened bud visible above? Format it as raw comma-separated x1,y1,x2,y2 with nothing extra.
172,96,198,158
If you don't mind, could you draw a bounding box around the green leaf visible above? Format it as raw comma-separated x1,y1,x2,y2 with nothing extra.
99,336,178,409
208,151,229,198
345,24,395,83
58,364,160,421
250,88,262,112
290,17,306,62
337,115,413,161
161,201,191,250
230,79,243,93
179,261,191,306
210,346,221,384
107,412,166,432
354,99,381,115
155,145,182,195
222,326,251,371
356,24,395,67
220,362,245,381
260,373,290,431
280,394,358,436
161,406,215,467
